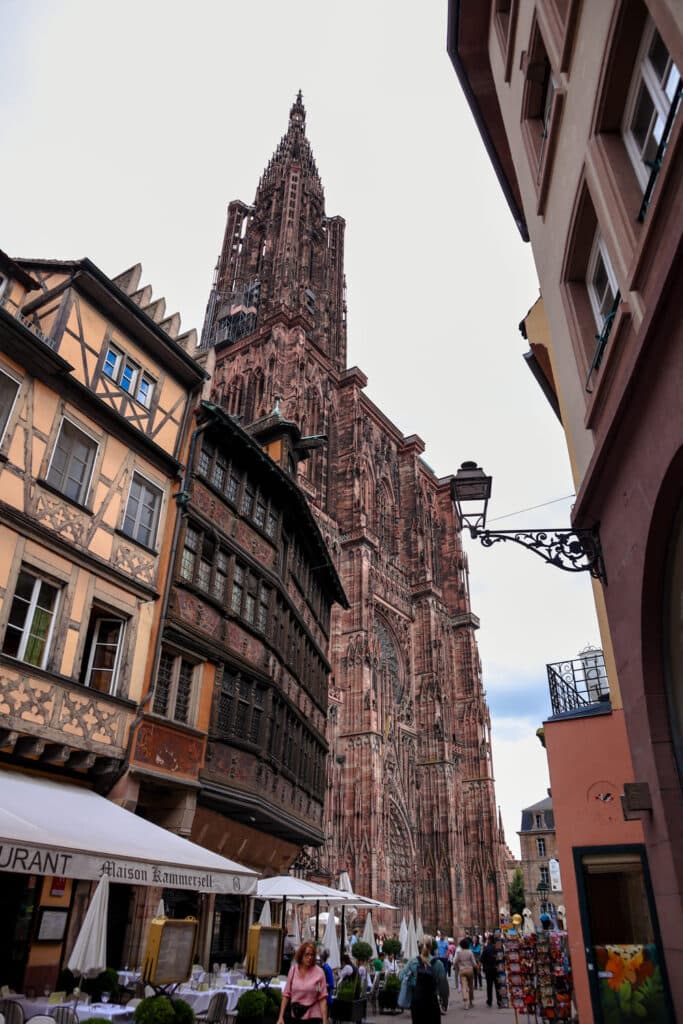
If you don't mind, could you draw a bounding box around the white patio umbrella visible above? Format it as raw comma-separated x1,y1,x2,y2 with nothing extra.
155,898,165,917
259,900,272,925
68,876,109,977
416,916,424,943
398,915,408,955
309,911,340,927
404,913,418,960
362,912,378,958
322,904,341,969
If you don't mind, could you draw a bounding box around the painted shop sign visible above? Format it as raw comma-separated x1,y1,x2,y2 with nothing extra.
0,842,253,894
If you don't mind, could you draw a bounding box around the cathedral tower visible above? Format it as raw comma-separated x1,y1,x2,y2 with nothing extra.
202,95,507,932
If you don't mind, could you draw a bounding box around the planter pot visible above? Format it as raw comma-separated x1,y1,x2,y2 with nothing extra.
330,997,367,1022
378,989,399,1012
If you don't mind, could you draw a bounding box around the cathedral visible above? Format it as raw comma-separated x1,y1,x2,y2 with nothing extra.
200,93,507,933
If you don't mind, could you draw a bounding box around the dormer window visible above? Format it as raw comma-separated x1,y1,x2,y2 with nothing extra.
103,343,155,408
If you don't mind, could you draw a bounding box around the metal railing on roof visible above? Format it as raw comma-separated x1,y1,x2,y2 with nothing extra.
0,293,57,350
547,654,611,716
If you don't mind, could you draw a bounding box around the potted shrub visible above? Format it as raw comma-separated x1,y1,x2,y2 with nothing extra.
351,941,372,966
378,973,401,1013
134,997,177,1024
381,938,402,959
236,989,267,1022
331,977,366,1023
262,988,282,1023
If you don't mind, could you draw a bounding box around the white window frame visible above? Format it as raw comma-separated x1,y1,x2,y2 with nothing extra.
46,416,99,505
536,837,547,857
122,469,163,549
623,19,682,190
0,366,21,445
83,615,126,695
103,343,155,409
586,231,619,332
103,344,124,381
2,568,61,669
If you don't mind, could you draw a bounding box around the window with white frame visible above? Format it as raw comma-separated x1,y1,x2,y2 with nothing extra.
103,343,155,408
153,648,197,724
2,568,61,668
535,814,543,829
536,837,547,857
587,232,619,331
122,471,162,548
540,866,550,886
46,418,98,505
0,368,21,444
623,20,682,191
82,611,126,694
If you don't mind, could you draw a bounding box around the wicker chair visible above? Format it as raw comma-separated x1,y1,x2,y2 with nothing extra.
51,1007,79,1024
195,992,227,1024
0,1001,25,1024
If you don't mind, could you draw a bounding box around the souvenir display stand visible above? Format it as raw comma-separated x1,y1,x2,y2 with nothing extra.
501,929,572,1021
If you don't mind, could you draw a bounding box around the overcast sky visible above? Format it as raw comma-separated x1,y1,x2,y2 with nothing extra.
2,0,600,861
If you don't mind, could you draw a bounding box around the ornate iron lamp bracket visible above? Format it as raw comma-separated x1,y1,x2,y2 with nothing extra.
468,524,607,583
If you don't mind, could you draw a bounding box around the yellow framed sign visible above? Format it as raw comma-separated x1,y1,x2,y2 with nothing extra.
245,924,282,978
142,917,198,985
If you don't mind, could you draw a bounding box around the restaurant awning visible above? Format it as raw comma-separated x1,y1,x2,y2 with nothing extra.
0,768,258,895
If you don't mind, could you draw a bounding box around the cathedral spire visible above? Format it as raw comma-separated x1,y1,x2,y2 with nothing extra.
202,94,347,374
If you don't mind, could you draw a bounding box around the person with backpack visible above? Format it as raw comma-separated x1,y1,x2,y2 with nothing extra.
480,935,502,1007
399,936,449,1024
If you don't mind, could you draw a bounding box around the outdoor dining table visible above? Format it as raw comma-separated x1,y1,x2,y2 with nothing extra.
9,998,134,1022
177,980,286,1016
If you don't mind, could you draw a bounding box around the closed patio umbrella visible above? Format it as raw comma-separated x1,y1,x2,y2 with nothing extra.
398,916,408,956
404,913,418,960
68,877,109,977
416,916,424,943
291,907,301,946
362,912,377,958
322,904,341,969
259,900,272,926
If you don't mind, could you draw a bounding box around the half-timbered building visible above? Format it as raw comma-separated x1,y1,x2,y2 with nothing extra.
0,252,205,987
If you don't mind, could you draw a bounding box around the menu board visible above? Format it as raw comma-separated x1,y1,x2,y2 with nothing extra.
142,918,198,985
245,924,282,978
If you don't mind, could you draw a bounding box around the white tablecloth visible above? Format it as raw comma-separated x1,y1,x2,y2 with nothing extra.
176,982,285,1016
11,999,133,1022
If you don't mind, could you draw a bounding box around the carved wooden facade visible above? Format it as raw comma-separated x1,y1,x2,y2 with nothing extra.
200,97,508,932
139,401,348,884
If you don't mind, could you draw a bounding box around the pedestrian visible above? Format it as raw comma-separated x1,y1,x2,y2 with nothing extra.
480,935,502,1008
436,931,450,977
454,937,477,1009
277,941,328,1024
400,935,449,1024
471,934,482,989
320,948,335,1007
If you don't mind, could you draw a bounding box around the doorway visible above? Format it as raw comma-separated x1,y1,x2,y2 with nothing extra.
0,872,39,991
575,846,673,1023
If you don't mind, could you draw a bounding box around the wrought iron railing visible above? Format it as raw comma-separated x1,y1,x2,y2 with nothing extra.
0,293,58,349
585,291,621,393
547,655,611,716
638,78,682,223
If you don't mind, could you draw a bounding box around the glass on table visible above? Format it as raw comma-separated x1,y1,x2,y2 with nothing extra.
101,992,111,1003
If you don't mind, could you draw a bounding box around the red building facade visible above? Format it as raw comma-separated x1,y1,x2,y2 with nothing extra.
199,94,507,932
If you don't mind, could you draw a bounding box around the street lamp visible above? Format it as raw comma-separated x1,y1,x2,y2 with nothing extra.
451,462,606,583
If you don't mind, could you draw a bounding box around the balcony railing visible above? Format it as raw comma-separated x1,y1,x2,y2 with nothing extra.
0,292,58,349
547,655,611,716
585,291,620,393
638,78,682,223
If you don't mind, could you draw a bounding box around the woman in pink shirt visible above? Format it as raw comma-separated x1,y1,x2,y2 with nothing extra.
278,941,328,1024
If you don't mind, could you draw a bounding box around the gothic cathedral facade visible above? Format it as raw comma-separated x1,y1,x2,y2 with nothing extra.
200,94,506,933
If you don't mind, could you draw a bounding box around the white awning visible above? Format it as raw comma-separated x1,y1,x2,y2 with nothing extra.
0,768,258,895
